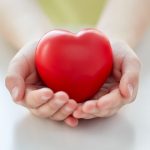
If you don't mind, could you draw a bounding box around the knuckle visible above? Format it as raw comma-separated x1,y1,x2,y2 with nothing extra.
51,109,71,121
49,101,60,110
26,99,40,109
55,91,69,99
62,108,72,115
26,95,43,109
36,108,49,118
30,109,41,117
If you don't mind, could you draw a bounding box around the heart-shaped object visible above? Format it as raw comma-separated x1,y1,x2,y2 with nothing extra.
35,29,113,103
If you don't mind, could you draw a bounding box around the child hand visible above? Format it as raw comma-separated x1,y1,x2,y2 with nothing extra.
5,41,78,127
73,40,141,119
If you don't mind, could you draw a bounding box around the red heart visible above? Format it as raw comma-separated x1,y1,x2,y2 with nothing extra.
35,29,113,103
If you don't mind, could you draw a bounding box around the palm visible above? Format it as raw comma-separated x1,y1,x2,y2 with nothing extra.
22,45,45,90
93,74,119,100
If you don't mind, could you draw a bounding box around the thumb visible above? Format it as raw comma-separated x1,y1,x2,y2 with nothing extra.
5,41,38,102
119,52,141,102
5,55,27,101
5,73,25,101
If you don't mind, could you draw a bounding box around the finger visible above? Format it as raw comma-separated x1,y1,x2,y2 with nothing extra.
51,100,77,121
24,87,53,108
82,89,125,117
111,41,126,81
5,55,27,101
5,42,37,101
120,51,141,101
32,91,68,118
82,101,111,119
97,89,125,109
81,100,111,117
107,109,118,117
5,71,25,102
64,116,79,127
95,109,118,118
82,100,98,114
73,105,95,119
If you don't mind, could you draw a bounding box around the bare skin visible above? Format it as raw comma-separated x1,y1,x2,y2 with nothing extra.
5,39,141,127
3,0,150,127
73,40,141,119
5,41,79,127
72,0,150,121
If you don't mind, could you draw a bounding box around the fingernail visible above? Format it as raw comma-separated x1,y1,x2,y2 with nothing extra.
128,84,134,97
11,87,19,100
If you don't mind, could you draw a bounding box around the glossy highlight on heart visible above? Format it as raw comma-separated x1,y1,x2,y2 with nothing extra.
35,29,113,102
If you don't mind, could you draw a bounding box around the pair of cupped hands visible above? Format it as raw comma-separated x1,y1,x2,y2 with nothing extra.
5,39,141,127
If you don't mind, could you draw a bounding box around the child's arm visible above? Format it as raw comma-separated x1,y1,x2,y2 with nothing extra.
98,0,150,47
0,0,52,49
